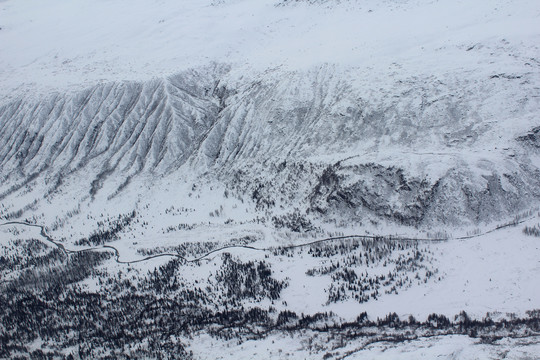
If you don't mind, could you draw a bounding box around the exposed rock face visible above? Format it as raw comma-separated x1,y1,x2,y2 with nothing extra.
0,64,539,228
517,127,540,149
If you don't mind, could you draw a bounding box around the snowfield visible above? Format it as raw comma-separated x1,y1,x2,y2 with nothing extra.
1,0,539,100
1,0,540,358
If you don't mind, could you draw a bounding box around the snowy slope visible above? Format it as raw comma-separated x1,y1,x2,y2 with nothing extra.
0,0,539,231
1,0,540,358
1,0,539,100
0,0,539,232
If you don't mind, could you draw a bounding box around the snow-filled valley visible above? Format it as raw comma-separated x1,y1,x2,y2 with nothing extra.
1,0,540,358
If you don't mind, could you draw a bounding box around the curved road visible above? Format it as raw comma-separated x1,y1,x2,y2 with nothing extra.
0,215,535,265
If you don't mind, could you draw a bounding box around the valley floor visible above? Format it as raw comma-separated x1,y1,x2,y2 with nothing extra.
1,212,539,359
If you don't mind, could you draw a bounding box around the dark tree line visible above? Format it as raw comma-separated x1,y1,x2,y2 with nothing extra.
215,253,287,302
1,235,538,359
75,210,136,246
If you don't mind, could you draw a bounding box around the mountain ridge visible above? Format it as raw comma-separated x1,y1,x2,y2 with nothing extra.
1,63,539,230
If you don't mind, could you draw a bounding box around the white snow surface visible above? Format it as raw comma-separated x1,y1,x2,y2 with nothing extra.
189,333,540,359
1,0,540,357
1,0,539,101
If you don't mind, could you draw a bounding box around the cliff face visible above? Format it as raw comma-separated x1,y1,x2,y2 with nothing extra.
1,0,539,230
1,61,539,228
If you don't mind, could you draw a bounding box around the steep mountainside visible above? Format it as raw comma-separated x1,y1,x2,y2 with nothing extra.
1,1,540,359
1,61,539,231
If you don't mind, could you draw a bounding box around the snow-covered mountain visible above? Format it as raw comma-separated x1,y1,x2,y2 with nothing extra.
1,0,539,231
1,59,539,230
1,0,540,358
